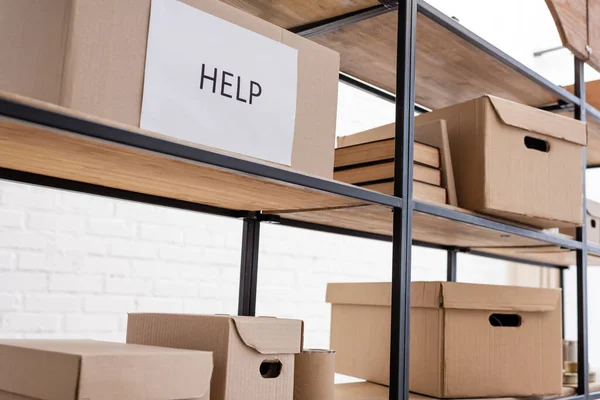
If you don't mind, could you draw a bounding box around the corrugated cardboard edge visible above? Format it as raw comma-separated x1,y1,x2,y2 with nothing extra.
440,282,561,312
231,316,303,354
336,123,394,148
326,282,391,306
414,120,457,206
486,95,588,146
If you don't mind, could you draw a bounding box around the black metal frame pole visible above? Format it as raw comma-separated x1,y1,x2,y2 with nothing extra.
574,57,589,397
447,248,458,282
238,214,261,316
389,0,417,399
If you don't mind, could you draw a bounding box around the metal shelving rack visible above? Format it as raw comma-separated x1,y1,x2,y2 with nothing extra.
0,1,598,400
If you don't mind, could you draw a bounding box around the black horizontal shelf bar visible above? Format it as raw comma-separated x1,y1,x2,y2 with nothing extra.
274,213,578,268
339,73,431,113
417,0,582,106
0,167,243,218
466,249,565,269
588,243,600,257
588,103,600,122
273,215,394,242
290,4,392,38
590,391,600,400
274,215,458,251
0,98,401,209
561,395,586,400
413,201,584,250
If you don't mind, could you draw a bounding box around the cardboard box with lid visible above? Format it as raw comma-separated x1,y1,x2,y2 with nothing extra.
327,281,563,398
0,0,339,178
0,339,212,400
127,313,303,400
415,95,587,228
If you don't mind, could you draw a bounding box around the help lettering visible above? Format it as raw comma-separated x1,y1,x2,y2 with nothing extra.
199,64,262,104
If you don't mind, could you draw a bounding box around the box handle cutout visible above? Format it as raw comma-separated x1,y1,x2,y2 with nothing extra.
489,313,522,327
592,220,596,229
524,136,550,153
260,360,282,379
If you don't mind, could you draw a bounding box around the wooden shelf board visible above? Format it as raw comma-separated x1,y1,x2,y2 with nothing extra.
311,11,559,110
222,0,378,29
0,92,368,213
276,202,574,249
219,1,561,111
475,246,600,267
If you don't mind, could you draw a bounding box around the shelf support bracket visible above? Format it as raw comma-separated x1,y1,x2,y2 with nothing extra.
238,212,261,316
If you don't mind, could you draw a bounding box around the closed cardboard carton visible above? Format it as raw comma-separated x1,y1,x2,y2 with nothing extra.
415,95,587,228
127,313,303,400
560,199,600,243
327,282,562,398
0,0,339,178
0,339,212,400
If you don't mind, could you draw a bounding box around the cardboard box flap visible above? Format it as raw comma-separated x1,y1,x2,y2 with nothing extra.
440,282,561,312
487,95,587,145
326,282,391,306
231,317,302,354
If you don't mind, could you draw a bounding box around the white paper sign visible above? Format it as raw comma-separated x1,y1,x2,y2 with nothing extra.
140,0,298,165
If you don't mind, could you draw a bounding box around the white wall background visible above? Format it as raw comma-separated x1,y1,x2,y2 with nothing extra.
0,0,597,371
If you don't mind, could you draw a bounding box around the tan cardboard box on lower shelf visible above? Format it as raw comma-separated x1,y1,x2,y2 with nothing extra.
416,95,587,228
0,0,339,178
0,339,212,400
327,281,563,398
127,313,303,400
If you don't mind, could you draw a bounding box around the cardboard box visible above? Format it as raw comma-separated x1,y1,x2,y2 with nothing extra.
560,199,600,243
127,313,303,400
0,339,212,400
294,350,335,400
327,282,562,398
415,95,587,228
0,0,339,178
335,382,388,400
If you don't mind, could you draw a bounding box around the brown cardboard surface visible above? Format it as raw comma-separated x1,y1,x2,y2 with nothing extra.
334,382,389,400
415,95,586,228
327,282,563,398
0,0,339,179
127,313,303,400
294,350,335,400
335,121,456,206
0,339,212,400
414,120,458,206
334,162,441,186
335,125,441,169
